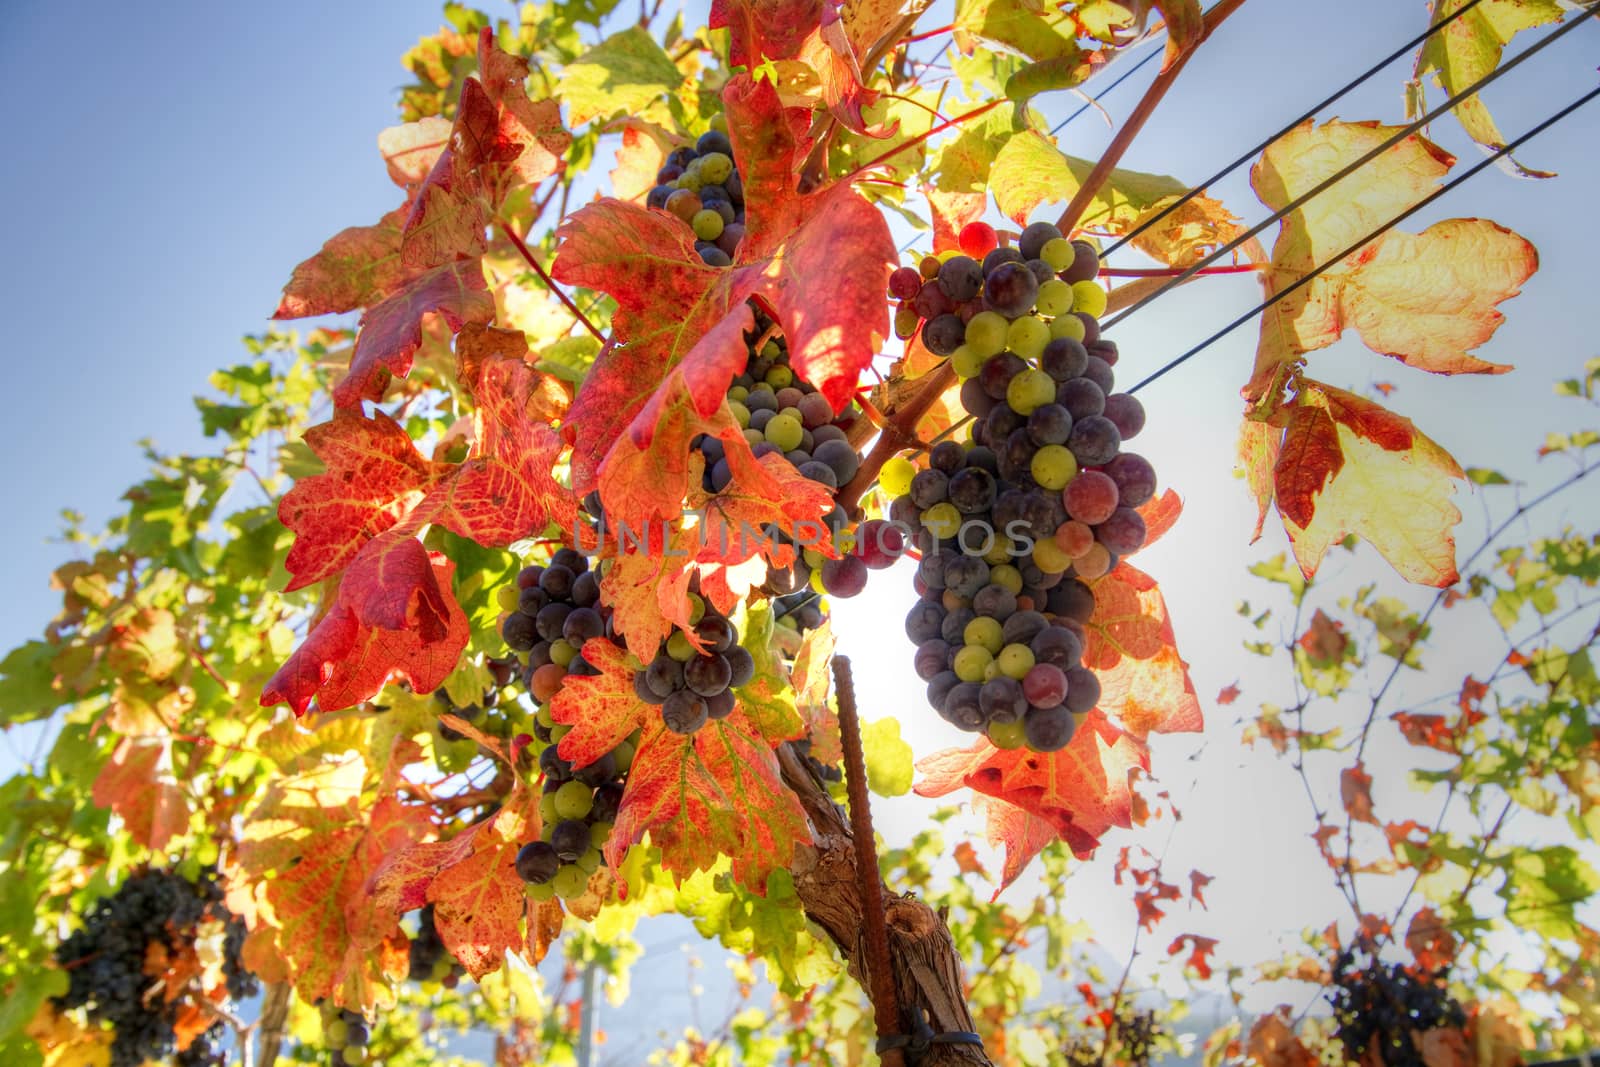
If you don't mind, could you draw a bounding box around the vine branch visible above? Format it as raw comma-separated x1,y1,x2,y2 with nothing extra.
837,362,957,517
499,221,607,344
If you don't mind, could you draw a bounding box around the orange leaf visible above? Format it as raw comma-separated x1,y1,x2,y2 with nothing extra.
973,795,1062,897
371,784,542,978
1299,608,1349,665
607,711,810,889
274,207,411,319
552,638,651,770
952,841,986,876
1247,1008,1317,1067
916,709,1148,861
1167,933,1219,978
1216,683,1241,705
1190,869,1214,908
92,737,191,853
1405,907,1459,973
1341,762,1378,825
1084,563,1203,737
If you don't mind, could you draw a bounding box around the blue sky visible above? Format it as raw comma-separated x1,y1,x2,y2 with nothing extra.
2,0,1598,1039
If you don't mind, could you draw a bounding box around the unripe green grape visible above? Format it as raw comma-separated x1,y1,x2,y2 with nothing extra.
554,779,594,819
612,740,635,772
879,456,916,497
526,880,557,902
953,644,994,683
1050,314,1087,341
964,616,1004,655
997,643,1036,679
1032,536,1074,574
590,821,614,849
989,564,1023,594
536,703,556,728
729,400,751,427
550,723,572,742
920,502,962,539
988,718,1028,749
1035,278,1074,317
698,151,733,184
1031,444,1078,490
1040,237,1076,272
692,209,725,241
675,169,704,192
964,310,1009,357
709,113,729,133
728,384,749,402
951,345,986,379
761,340,782,360
984,537,1015,565
539,793,559,826
766,364,794,388
576,847,603,873
553,864,590,899
1071,281,1108,317
549,639,577,667
667,631,696,661
496,584,520,612
802,546,826,569
765,412,804,452
1006,316,1050,360
327,1019,349,1047
343,1047,367,1066
686,593,706,625
1006,369,1056,415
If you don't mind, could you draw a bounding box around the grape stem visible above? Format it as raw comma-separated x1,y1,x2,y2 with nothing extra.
1099,264,1260,277
836,361,957,518
1054,0,1250,237
499,221,608,344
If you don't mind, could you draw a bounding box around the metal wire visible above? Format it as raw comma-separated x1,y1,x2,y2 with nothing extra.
1049,47,1162,135
1126,82,1600,395
1100,0,1495,259
1103,0,1599,332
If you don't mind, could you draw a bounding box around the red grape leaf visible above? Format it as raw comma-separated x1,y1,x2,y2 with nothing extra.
378,116,451,188
261,551,468,715
973,794,1061,899
402,29,570,270
608,118,677,203
1167,933,1219,978
370,782,541,978
91,737,190,853
273,207,411,320
1237,414,1284,542
1271,380,1464,586
607,710,810,889
916,710,1148,860
1247,120,1533,400
237,760,433,1008
711,0,885,132
279,410,451,592
1137,489,1183,548
332,258,495,409
554,75,892,496
601,546,698,664
1084,563,1203,737
551,638,651,771
1341,762,1378,825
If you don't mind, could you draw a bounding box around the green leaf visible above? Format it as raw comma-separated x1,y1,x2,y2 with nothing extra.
1005,55,1096,103
1498,845,1599,938
1465,466,1510,485
861,717,913,797
954,0,1083,62
0,642,63,726
557,26,685,127
536,335,603,383
988,129,1185,227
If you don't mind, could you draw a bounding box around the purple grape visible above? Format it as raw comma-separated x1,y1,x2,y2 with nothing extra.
1063,666,1101,713
1087,339,1119,366
516,842,560,884
1068,415,1122,467
941,682,985,731
944,555,991,599
1002,610,1049,646
922,314,966,357
906,600,947,644
725,645,756,688
1082,356,1115,394
973,583,1019,620
914,640,951,681
1031,626,1084,670
684,653,733,697
1057,377,1105,420
501,611,538,652
913,280,955,320
1073,312,1101,345
634,669,666,704
929,440,967,473
1026,403,1073,446
917,551,951,590
948,467,997,514
551,819,590,862
1024,705,1077,751
695,615,736,652
937,255,984,301
1019,221,1064,260
706,688,736,720
980,676,1028,724
645,655,684,698
1102,394,1146,440
562,607,605,645
983,261,1040,318
927,670,961,709
1104,453,1156,508
961,377,996,418
941,607,977,644
1096,506,1148,556
1041,337,1089,382
822,555,870,597
985,401,1026,442
1022,663,1068,708
1061,241,1100,284
814,439,860,483
980,353,1027,400
1047,579,1096,624
982,246,1024,274
535,602,573,643
910,469,950,508
662,690,709,734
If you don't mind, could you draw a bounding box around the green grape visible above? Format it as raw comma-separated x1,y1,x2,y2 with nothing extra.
1071,281,1108,317
576,847,603,873
686,593,706,625
549,639,577,667
964,310,1009,357
496,584,520,612
997,643,1036,679
709,113,729,133
343,1047,367,1066
1032,536,1074,574
802,546,826,570
983,537,1014,565
550,723,572,742
727,384,749,402
327,1019,349,1047
1006,368,1056,415
1040,237,1076,272
431,956,454,980
1035,279,1074,317
675,168,704,192
950,344,985,379
761,339,782,360
1005,316,1049,360
920,502,962,539
699,151,733,184
988,719,1028,749
765,412,804,452
729,400,751,427
1031,444,1078,490
526,880,557,902
692,209,725,241
1049,314,1087,341
553,864,590,899
667,631,696,661
879,456,916,497
989,564,1023,594
554,779,594,819
743,427,765,447
765,365,794,388
590,821,614,849
953,644,993,682
612,740,635,773
964,616,1004,655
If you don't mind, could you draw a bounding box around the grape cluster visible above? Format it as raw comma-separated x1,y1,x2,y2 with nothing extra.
888,221,1159,752
53,868,257,1067
645,118,745,266
1329,951,1465,1067
515,730,631,903
320,1003,372,1066
1062,1006,1165,1067
407,903,463,989
631,593,755,735
496,547,611,705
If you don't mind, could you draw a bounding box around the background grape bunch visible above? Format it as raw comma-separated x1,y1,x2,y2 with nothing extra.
887,221,1160,753
1329,948,1466,1067
645,117,745,267
52,867,257,1067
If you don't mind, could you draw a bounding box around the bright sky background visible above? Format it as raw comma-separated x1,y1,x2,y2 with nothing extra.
2,0,1598,1057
